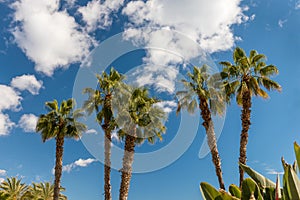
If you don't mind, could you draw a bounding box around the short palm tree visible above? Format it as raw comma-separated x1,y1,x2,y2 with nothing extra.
220,47,281,186
28,182,66,200
36,99,86,200
176,65,226,189
0,177,28,200
83,67,124,200
117,87,167,200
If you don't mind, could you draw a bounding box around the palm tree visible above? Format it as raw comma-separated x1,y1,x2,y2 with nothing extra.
83,67,124,200
117,87,167,200
176,65,226,189
36,99,86,200
0,177,28,200
27,182,67,200
220,47,281,186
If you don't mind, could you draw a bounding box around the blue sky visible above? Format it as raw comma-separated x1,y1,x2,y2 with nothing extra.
1,0,300,199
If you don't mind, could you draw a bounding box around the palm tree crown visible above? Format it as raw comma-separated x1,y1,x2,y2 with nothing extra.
36,99,86,142
0,177,28,200
220,47,281,104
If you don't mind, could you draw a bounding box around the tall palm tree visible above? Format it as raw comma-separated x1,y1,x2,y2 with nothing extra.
220,47,281,186
83,67,124,200
176,65,226,189
36,99,86,200
0,177,28,200
117,87,167,200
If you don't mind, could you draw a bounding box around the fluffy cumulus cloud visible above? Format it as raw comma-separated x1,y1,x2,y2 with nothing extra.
61,158,96,173
0,113,15,136
123,0,249,53
78,0,124,32
122,0,250,94
11,74,43,95
0,85,22,136
0,85,22,112
11,0,94,76
18,114,38,132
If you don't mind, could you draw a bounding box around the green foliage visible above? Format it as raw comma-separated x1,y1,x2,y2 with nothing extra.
36,98,87,142
0,178,67,200
241,178,263,200
83,67,125,129
200,142,300,200
115,86,167,144
176,65,226,116
294,142,300,172
229,184,241,198
220,47,281,105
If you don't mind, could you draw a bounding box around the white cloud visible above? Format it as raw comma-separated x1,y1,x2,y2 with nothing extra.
0,169,7,176
0,85,22,112
123,0,249,53
127,64,179,94
85,129,97,134
0,178,4,183
11,0,94,76
296,1,300,9
74,158,96,167
18,114,38,132
111,131,119,141
265,167,284,175
65,0,76,7
122,0,249,94
78,0,124,32
11,74,43,95
154,101,177,113
62,158,96,173
278,19,287,28
0,113,15,136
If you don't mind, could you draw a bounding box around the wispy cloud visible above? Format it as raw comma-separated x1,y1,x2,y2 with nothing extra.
0,169,7,176
60,158,97,173
278,19,288,28
265,167,284,175
85,129,98,134
296,0,300,9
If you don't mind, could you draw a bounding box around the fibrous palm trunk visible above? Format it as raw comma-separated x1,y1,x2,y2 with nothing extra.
119,134,135,200
239,90,251,187
53,133,64,200
103,95,112,200
199,96,225,190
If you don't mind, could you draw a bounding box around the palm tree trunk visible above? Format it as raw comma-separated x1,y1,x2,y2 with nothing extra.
53,133,64,200
103,94,112,200
239,90,251,187
119,133,136,200
104,129,112,200
199,96,225,190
